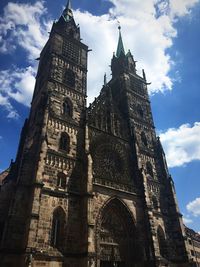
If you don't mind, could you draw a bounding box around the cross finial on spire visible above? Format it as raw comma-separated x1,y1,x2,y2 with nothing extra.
117,20,121,31
116,22,125,58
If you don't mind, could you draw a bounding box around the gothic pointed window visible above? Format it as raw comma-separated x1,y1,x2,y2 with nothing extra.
137,104,144,118
59,132,70,152
152,195,158,209
63,98,72,117
57,172,67,189
141,131,148,146
64,69,75,87
51,207,65,249
146,162,153,177
157,226,168,258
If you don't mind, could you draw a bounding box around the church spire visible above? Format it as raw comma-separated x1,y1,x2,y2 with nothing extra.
62,0,73,22
66,0,72,10
116,25,125,58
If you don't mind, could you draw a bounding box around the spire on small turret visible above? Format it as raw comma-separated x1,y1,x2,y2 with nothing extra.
116,25,125,58
66,0,72,10
142,69,146,81
104,73,107,86
62,0,73,22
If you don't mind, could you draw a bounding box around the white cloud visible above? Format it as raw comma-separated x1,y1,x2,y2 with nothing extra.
183,216,193,225
0,93,19,119
160,122,200,167
7,66,36,105
0,0,199,115
169,0,199,18
0,1,51,60
74,0,199,103
0,66,36,117
187,197,200,217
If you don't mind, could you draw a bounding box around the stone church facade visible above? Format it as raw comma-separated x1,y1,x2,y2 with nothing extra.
0,2,192,267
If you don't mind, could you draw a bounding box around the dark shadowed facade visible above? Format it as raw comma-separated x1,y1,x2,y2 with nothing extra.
0,1,193,267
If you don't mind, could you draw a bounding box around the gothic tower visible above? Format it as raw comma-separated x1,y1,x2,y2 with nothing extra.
86,26,189,267
0,2,190,267
0,1,89,266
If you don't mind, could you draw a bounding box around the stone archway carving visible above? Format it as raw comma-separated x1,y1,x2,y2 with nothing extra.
95,198,140,267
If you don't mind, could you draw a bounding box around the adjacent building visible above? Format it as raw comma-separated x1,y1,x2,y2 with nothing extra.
185,227,200,266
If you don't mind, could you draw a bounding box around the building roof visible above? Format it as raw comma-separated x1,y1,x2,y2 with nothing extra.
185,226,200,242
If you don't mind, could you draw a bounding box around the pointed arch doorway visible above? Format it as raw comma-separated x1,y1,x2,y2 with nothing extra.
96,198,139,267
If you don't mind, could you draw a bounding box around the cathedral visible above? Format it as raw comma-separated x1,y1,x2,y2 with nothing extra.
0,1,193,267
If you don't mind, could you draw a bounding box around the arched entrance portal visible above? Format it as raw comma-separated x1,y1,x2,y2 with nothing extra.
96,199,138,267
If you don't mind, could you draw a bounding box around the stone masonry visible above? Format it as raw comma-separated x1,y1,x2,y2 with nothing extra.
0,1,191,267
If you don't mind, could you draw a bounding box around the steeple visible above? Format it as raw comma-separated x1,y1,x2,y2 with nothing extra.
66,0,72,10
111,26,136,77
62,0,73,22
116,26,125,58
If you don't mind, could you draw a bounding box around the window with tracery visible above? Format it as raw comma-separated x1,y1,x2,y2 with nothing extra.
137,104,144,118
157,226,168,258
63,98,72,117
64,69,75,87
51,207,65,249
152,195,158,209
57,172,67,189
146,161,153,177
92,146,123,181
59,132,70,152
63,40,79,63
141,131,148,147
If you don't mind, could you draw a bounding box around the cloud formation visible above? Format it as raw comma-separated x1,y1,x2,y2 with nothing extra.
0,1,51,60
182,215,193,225
0,1,50,118
75,0,199,103
160,122,200,167
0,94,19,119
0,0,199,116
187,197,200,217
0,66,36,118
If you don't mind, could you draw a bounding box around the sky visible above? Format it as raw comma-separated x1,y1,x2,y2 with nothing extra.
0,0,200,233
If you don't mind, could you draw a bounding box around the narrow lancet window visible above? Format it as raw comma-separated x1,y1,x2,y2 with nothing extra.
157,226,168,258
59,132,70,152
65,69,75,87
51,207,65,249
146,162,153,177
63,98,72,117
57,172,67,189
141,131,148,146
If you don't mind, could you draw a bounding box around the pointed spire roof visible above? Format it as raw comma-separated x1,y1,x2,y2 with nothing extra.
116,26,125,58
104,73,107,86
62,0,73,22
66,0,72,10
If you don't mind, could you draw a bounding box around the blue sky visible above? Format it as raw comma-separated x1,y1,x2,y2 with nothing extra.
0,0,200,233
